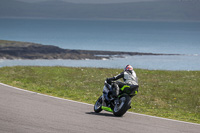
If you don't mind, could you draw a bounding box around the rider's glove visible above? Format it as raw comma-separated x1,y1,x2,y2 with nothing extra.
106,78,113,85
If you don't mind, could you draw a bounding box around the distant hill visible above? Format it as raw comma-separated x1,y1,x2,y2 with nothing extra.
0,0,200,21
0,40,178,60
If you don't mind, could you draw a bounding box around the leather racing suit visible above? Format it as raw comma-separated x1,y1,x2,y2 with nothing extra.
107,70,139,98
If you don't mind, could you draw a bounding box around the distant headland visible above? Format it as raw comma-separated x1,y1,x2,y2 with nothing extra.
0,40,179,60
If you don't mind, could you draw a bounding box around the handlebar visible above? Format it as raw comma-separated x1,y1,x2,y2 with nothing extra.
105,78,116,85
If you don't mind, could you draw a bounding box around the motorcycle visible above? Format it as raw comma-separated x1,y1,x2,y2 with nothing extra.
94,80,136,117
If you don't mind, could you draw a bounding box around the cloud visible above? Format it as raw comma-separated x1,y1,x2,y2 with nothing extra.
17,0,49,2
17,0,160,4
61,0,158,4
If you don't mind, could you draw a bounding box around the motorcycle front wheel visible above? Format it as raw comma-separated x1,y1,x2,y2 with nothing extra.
94,95,103,113
113,95,131,117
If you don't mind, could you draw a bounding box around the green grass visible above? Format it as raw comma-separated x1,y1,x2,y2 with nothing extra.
0,66,199,123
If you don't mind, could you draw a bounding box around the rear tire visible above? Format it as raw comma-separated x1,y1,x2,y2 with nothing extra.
113,95,131,117
94,95,103,113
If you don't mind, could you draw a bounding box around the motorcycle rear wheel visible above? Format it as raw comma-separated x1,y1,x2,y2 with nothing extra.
113,95,131,117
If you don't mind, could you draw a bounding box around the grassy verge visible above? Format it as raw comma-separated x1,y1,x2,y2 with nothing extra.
0,66,199,123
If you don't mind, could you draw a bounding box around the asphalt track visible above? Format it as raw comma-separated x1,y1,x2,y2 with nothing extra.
0,83,199,133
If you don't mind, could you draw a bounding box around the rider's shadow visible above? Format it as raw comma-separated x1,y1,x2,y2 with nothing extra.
85,112,118,117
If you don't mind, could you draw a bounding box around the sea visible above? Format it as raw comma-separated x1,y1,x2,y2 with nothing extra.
0,18,200,71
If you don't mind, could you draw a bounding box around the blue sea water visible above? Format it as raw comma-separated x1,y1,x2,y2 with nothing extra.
0,18,200,70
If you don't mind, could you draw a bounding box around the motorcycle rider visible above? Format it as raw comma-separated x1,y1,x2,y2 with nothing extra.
106,65,139,102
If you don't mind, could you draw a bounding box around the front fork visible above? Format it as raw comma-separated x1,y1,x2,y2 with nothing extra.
102,93,114,112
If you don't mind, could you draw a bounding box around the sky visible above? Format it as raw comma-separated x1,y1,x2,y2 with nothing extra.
17,0,162,4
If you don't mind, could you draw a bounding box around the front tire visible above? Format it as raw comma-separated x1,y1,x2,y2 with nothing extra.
113,95,131,117
94,95,103,113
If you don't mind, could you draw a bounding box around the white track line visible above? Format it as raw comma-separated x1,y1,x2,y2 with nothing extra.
0,82,199,126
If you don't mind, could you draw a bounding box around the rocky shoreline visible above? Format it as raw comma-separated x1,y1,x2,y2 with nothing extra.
0,40,179,60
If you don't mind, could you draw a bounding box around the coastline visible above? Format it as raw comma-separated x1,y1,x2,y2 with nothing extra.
0,40,180,60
